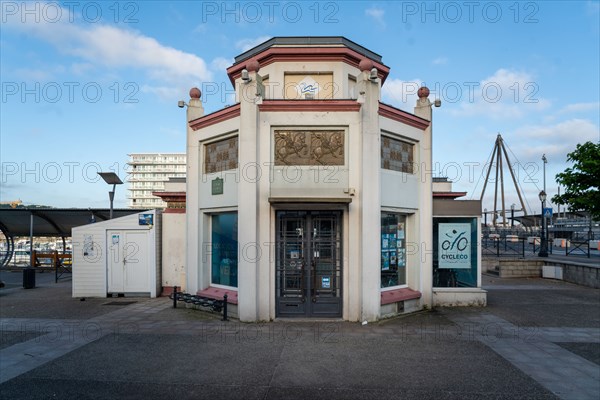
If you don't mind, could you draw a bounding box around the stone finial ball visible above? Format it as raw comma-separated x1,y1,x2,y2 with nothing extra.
358,58,374,72
246,59,260,72
189,87,201,99
417,86,430,98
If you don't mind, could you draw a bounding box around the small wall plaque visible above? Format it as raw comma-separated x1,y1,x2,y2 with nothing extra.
212,177,224,195
139,214,153,225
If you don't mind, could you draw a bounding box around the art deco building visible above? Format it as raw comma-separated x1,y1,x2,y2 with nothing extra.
184,37,484,322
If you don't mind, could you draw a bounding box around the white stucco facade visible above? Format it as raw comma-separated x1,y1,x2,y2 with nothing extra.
186,37,437,322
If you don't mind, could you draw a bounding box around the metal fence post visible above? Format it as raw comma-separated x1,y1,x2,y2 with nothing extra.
222,294,228,321
173,286,178,309
588,241,591,258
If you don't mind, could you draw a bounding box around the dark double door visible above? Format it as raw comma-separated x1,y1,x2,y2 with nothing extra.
276,211,342,318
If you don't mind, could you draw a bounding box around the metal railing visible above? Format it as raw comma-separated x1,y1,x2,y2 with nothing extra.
482,236,595,259
169,286,229,321
482,237,528,258
566,241,591,258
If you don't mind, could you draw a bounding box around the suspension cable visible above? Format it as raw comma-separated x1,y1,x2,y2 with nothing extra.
504,141,540,214
470,139,497,200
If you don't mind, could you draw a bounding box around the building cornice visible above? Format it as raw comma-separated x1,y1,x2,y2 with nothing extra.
258,99,362,112
378,102,430,131
227,47,390,86
189,104,241,131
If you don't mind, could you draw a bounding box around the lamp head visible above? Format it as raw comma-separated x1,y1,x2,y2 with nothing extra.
241,69,251,82
434,99,442,107
538,190,547,202
369,67,378,81
98,172,123,185
177,100,186,108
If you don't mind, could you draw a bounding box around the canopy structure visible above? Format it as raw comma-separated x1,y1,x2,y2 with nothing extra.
510,211,588,228
0,208,147,267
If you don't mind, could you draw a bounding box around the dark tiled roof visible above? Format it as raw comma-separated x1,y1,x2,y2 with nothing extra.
234,36,383,64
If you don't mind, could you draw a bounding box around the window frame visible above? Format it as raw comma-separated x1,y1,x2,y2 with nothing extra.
380,211,409,291
209,211,239,289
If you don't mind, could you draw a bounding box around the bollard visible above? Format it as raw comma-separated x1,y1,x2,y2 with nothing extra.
222,294,228,321
173,286,178,309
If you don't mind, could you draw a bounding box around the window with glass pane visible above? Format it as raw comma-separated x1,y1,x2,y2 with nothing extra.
433,217,477,288
381,213,407,288
211,213,238,287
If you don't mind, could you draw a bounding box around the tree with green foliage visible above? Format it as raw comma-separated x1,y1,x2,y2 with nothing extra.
552,141,600,220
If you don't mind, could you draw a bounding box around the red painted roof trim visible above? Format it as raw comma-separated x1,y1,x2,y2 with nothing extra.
152,191,186,199
378,102,430,130
381,288,422,305
259,99,361,112
189,104,240,131
227,47,390,85
433,192,467,199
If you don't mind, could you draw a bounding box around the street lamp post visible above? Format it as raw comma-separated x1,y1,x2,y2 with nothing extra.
541,154,548,246
484,208,487,227
98,172,123,219
511,203,515,229
538,190,548,257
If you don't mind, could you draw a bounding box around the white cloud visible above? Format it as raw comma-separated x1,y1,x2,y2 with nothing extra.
381,78,424,111
587,0,600,14
70,62,95,76
558,102,600,114
140,85,182,101
67,25,211,85
235,36,270,52
382,68,553,118
365,7,386,27
4,6,211,94
432,57,448,65
13,67,61,81
211,57,233,72
448,68,551,119
511,119,600,160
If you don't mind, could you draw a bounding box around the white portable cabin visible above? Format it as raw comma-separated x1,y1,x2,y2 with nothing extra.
72,210,161,298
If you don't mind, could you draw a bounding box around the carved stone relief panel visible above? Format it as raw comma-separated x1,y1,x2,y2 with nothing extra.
381,136,414,173
274,130,345,166
204,136,238,174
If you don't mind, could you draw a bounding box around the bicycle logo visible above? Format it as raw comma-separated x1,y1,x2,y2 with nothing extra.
442,230,468,252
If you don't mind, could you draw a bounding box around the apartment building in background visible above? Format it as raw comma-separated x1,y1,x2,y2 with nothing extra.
127,153,186,209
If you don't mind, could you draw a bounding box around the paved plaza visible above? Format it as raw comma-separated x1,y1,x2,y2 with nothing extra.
0,269,598,399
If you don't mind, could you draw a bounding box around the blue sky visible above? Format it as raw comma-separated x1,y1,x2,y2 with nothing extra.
1,1,599,216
